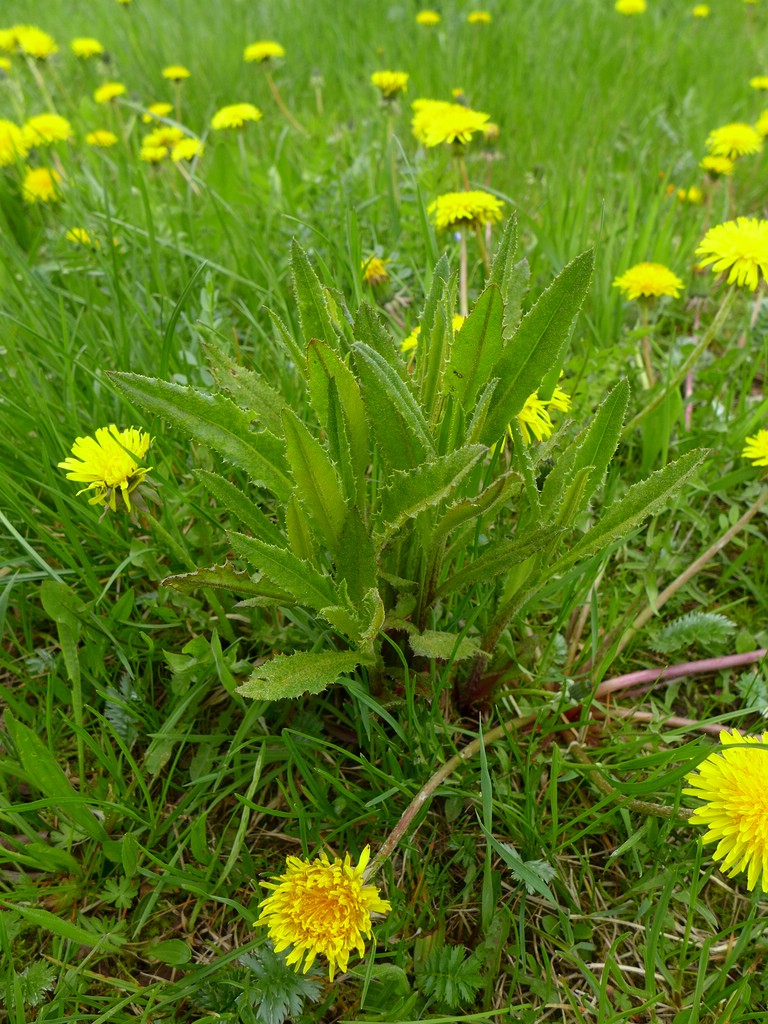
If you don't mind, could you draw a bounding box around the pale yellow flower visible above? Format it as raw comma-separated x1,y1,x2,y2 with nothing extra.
21,165,62,204
142,101,173,124
171,137,204,161
244,40,286,62
85,130,119,148
94,81,126,104
58,425,152,512
696,217,768,291
71,37,104,58
706,122,762,159
162,64,190,82
211,103,263,130
613,262,684,300
428,190,505,229
23,113,72,147
0,119,29,165
416,10,441,25
370,70,409,99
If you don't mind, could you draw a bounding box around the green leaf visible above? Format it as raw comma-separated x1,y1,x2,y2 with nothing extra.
229,533,338,610
502,258,530,338
541,379,630,517
480,249,594,445
265,306,305,367
418,292,456,423
145,939,192,965
237,649,363,700
437,526,562,597
163,562,292,602
282,409,348,551
334,507,377,601
40,579,83,688
291,239,342,352
197,470,285,545
353,342,435,471
432,470,520,545
477,821,557,903
203,337,285,435
374,445,486,543
553,449,707,573
285,494,317,563
352,302,405,376
0,903,124,951
409,630,480,662
445,284,505,410
3,713,107,841
108,372,292,500
488,215,518,290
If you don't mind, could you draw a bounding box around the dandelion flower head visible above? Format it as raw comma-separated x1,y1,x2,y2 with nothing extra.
706,122,762,159
140,144,169,164
85,130,119,148
211,103,263,130
0,28,17,53
615,0,647,13
22,165,62,204
256,845,391,981
66,227,99,248
0,119,29,165
700,155,734,176
696,217,768,291
677,185,703,205
15,25,58,59
70,37,104,58
467,10,492,23
684,729,768,891
171,137,204,161
428,189,505,230
612,262,684,300
362,255,390,286
401,313,466,353
23,113,72,147
416,10,441,25
142,101,173,124
417,101,491,146
516,384,571,445
0,57,11,74
94,81,126,104
371,70,409,99
58,425,152,512
692,3,710,14
244,40,286,62
143,125,184,149
742,430,768,467
751,76,768,90
162,64,190,81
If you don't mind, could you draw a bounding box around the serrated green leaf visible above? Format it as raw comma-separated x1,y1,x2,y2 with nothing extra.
542,378,630,517
437,526,562,597
409,630,480,661
197,470,285,545
352,302,405,376
3,713,107,842
237,650,363,700
230,533,338,610
488,215,518,290
480,249,594,445
291,239,342,352
446,285,504,410
418,292,456,423
502,257,530,338
282,409,348,551
553,449,707,573
265,306,305,366
353,342,435,471
477,820,556,904
162,562,292,602
374,445,486,543
285,493,317,563
108,372,292,499
334,507,377,601
432,470,520,544
203,337,285,435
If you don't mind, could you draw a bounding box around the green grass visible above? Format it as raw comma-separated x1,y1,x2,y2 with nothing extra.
2,0,768,1021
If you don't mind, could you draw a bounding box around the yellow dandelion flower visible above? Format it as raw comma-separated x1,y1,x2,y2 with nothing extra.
751,76,768,90
171,137,203,161
162,64,190,81
706,122,762,159
94,81,126,104
362,255,390,286
370,70,409,99
142,101,173,124
85,130,118,148
684,729,768,892
516,384,571,444
742,430,768,466
58,425,152,512
0,119,29,165
243,40,286,62
700,155,734,176
15,25,58,60
0,57,10,74
139,144,169,164
612,262,684,300
401,313,466,353
256,845,391,981
420,102,491,146
143,125,184,149
211,102,263,130
428,189,505,230
411,98,452,144
70,37,104,58
676,185,703,204
615,0,646,12
416,10,441,25
696,217,768,291
692,3,710,14
0,28,17,53
22,113,72,147
21,165,62,204
467,10,492,23
481,121,500,143
66,227,99,248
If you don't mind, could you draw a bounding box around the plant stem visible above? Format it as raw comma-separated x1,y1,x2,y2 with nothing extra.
459,229,469,316
595,648,767,699
622,287,736,440
567,743,692,820
264,69,308,136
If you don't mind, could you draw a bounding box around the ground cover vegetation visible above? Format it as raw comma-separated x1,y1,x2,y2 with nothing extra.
2,0,768,1021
